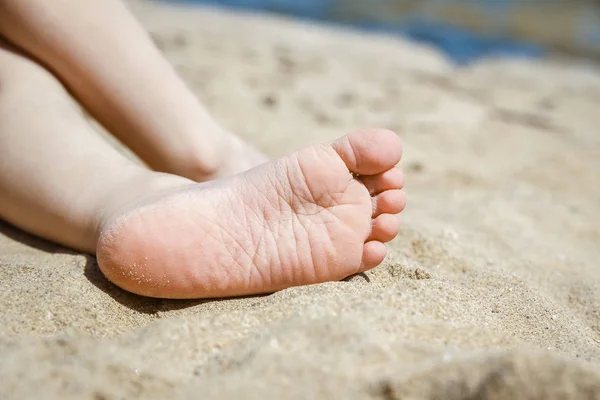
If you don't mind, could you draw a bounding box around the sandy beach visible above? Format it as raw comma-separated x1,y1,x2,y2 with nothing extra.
1,1,599,398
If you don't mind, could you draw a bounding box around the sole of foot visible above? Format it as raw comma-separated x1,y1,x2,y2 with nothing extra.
97,128,405,299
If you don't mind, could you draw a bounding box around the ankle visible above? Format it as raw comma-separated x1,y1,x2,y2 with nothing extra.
166,147,225,181
151,127,229,181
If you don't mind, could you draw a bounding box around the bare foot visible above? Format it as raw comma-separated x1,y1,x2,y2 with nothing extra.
96,129,405,299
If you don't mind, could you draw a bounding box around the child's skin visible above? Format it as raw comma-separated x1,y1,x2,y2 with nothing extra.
0,0,406,299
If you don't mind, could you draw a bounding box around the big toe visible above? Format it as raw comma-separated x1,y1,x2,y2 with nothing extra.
332,128,403,176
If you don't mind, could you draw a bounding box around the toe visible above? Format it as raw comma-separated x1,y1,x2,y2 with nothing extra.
359,241,387,272
361,167,404,195
368,214,401,243
372,190,406,217
332,128,402,176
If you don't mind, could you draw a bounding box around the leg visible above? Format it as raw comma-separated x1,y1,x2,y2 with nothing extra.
0,40,190,252
0,42,406,300
0,0,265,181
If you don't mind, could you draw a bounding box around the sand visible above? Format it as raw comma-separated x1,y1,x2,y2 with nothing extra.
1,1,600,399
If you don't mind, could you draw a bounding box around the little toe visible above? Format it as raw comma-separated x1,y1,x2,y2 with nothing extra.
372,190,406,217
332,128,402,176
359,241,387,272
368,214,401,243
360,167,404,195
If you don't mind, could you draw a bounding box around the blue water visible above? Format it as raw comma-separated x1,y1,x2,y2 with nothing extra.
355,20,544,65
167,0,545,64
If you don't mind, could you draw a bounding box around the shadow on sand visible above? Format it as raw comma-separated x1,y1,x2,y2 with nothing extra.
0,220,220,314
